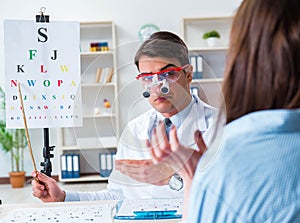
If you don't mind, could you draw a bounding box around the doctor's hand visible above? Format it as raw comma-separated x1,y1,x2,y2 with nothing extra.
148,121,207,182
114,159,174,186
31,171,66,202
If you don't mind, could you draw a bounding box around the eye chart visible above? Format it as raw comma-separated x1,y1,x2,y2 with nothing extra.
1,204,113,223
3,19,82,129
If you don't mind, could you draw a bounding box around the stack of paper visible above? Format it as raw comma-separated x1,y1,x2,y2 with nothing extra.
2,204,113,223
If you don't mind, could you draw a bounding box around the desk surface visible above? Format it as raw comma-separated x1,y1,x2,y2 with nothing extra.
0,200,182,223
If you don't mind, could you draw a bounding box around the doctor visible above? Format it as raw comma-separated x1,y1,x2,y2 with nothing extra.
112,31,217,197
31,31,217,202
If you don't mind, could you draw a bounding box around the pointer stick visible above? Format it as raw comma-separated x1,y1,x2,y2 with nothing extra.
17,83,38,173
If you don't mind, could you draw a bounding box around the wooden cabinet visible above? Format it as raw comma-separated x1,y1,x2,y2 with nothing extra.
182,16,233,108
57,21,119,182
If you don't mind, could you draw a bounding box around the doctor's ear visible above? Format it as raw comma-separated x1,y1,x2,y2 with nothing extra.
184,64,193,82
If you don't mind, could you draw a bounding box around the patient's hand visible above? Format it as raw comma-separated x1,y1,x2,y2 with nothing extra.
148,122,206,182
114,159,174,186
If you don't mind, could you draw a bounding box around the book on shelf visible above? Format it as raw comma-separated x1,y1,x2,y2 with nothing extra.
190,55,203,79
61,153,80,179
190,86,200,97
96,67,114,84
99,152,116,177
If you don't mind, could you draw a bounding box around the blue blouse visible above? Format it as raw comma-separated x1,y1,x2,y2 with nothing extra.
187,109,300,223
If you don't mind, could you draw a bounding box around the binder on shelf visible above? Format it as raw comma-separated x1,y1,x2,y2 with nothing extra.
60,155,67,179
112,153,116,166
95,67,102,83
106,67,114,83
106,153,112,172
61,153,81,178
66,154,73,178
114,198,183,220
72,154,80,178
100,153,107,176
190,86,200,97
190,55,203,79
99,152,116,177
95,67,114,84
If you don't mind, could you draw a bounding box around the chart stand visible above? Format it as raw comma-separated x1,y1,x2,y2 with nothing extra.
40,128,55,177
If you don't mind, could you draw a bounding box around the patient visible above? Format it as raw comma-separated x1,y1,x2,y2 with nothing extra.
149,0,300,222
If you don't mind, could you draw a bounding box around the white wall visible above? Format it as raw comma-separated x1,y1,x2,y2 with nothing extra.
0,0,241,177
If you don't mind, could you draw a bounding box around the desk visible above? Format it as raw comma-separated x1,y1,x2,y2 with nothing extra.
0,200,182,223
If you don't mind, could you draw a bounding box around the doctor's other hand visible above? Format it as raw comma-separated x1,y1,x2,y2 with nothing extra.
114,159,174,186
31,171,66,202
148,122,207,181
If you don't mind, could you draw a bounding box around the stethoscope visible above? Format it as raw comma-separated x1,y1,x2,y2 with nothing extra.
142,74,170,98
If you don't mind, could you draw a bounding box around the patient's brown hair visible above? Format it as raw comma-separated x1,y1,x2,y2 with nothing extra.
222,0,300,124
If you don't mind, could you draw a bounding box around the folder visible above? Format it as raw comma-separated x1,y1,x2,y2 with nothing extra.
66,154,73,178
190,55,203,79
99,153,108,177
99,152,115,177
60,155,67,179
95,67,102,83
106,153,112,171
72,154,80,178
100,67,113,84
197,55,203,74
114,198,183,220
190,86,200,97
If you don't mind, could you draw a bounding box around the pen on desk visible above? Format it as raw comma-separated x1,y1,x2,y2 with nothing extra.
133,210,179,219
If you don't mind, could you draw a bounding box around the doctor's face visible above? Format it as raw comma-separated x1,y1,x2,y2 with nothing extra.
138,56,193,117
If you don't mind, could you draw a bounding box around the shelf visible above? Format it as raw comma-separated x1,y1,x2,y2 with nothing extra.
59,174,108,183
59,145,114,152
182,16,233,50
189,46,228,52
58,21,118,183
81,82,115,88
80,21,115,52
83,114,116,118
183,16,232,108
183,16,233,79
60,136,117,151
191,79,223,108
183,16,233,22
58,136,117,151
80,51,114,57
76,136,117,149
192,78,223,83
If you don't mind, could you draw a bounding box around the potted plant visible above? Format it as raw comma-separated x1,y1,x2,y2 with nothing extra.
202,30,221,47
0,87,27,188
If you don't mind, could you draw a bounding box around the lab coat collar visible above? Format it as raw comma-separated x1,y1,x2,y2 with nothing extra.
152,94,209,148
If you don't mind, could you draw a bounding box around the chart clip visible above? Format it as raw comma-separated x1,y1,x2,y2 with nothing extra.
36,7,49,23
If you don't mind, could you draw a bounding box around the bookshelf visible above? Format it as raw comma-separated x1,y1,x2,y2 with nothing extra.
57,21,119,182
182,16,233,107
